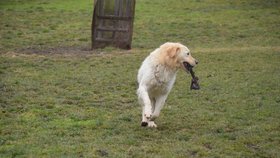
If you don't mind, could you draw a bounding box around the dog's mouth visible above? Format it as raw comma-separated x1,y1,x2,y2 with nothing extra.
183,62,193,72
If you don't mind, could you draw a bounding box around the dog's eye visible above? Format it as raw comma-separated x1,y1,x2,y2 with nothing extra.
186,53,189,55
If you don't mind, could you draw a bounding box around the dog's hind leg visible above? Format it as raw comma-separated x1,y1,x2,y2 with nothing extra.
150,97,156,114
151,94,168,120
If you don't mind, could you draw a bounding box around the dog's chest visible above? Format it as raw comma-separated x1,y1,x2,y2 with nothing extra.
155,65,176,82
148,65,176,93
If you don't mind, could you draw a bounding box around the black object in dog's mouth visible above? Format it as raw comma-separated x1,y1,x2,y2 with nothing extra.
183,62,200,90
183,62,193,72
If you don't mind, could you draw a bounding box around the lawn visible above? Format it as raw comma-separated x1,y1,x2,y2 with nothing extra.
1,0,280,157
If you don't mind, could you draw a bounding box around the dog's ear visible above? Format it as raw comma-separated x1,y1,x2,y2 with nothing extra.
167,46,180,58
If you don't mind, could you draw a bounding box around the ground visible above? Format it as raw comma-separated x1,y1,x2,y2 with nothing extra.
0,0,280,157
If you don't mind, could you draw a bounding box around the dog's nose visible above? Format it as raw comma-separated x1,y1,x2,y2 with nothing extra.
195,60,199,65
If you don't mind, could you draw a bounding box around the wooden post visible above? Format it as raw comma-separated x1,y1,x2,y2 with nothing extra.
91,0,136,50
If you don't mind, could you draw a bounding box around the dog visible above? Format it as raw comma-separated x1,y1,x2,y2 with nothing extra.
137,42,198,127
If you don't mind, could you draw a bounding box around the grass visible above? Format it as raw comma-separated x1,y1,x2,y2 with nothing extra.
1,0,279,51
1,0,280,157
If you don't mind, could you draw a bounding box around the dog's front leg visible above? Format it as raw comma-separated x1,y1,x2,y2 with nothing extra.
141,104,153,126
137,86,152,126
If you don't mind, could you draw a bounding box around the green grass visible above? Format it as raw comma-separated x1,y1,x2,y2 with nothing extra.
1,0,280,157
1,0,279,51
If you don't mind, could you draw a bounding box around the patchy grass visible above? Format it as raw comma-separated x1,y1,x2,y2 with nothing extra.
1,47,280,157
1,0,279,51
0,0,93,51
1,0,280,157
134,0,280,49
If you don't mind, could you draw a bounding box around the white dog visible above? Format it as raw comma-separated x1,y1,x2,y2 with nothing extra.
137,42,198,127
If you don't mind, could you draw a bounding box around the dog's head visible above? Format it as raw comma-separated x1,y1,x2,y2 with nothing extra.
159,42,198,71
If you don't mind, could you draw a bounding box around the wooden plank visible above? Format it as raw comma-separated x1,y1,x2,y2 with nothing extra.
97,27,128,32
126,0,136,49
98,0,104,16
126,0,131,16
97,15,132,20
95,38,128,42
119,0,123,16
96,0,105,39
92,0,99,49
112,0,120,39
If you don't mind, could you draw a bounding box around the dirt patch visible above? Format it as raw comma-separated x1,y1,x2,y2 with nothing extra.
1,45,137,58
17,46,98,55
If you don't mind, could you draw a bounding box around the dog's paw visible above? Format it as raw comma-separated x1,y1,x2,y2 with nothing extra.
141,122,148,127
148,121,157,128
144,113,152,120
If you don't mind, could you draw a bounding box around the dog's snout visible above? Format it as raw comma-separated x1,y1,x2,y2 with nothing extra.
195,60,199,65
